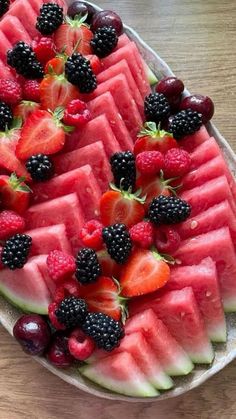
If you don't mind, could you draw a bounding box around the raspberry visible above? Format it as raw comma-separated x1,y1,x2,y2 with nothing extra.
63,99,91,128
53,279,80,304
23,80,40,102
79,219,103,250
129,221,154,249
48,302,65,330
163,148,191,178
0,211,25,240
68,328,95,361
46,250,76,283
155,226,181,253
136,151,164,176
0,79,22,106
32,37,56,65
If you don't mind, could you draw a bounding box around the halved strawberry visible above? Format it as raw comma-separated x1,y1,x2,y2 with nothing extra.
134,122,178,156
78,276,127,321
40,74,79,111
0,119,30,179
120,248,170,297
14,101,41,123
97,249,120,279
54,15,93,56
100,186,146,228
45,56,66,75
136,172,176,210
16,109,70,160
85,54,102,75
0,173,31,214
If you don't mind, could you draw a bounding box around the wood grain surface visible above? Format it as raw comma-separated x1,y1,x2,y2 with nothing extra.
1,0,236,418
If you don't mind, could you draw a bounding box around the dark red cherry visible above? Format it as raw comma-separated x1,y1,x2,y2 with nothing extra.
156,77,185,108
67,1,96,23
46,333,74,367
13,314,51,356
180,94,214,124
91,10,123,35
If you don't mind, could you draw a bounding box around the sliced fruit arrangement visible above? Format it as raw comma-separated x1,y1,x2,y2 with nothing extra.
0,0,234,399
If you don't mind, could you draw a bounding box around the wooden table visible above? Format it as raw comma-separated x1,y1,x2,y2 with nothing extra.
1,0,236,417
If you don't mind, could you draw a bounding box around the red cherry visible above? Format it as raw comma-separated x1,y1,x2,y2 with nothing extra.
180,94,214,124
91,10,123,35
156,77,184,100
46,332,74,367
13,314,51,355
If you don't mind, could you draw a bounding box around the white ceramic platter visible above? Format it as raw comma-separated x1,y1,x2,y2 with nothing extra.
1,0,236,403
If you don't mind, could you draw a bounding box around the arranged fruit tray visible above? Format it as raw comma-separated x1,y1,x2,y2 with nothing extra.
0,0,236,403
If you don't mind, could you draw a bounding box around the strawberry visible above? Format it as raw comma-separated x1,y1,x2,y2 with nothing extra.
0,173,31,214
120,248,170,297
97,249,120,279
85,54,102,75
0,118,30,179
134,122,178,156
16,109,71,160
77,276,127,321
32,37,56,66
45,56,65,75
14,101,41,123
40,74,79,111
100,186,146,228
136,172,178,210
53,15,93,56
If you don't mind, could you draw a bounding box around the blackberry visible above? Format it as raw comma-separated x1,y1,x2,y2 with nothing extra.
102,223,132,264
36,2,63,35
90,26,118,58
169,109,202,139
7,42,44,79
0,0,9,18
148,195,191,225
82,312,124,351
65,53,97,93
1,234,32,270
55,296,88,329
110,151,136,191
144,92,171,124
25,154,54,182
75,248,101,285
0,101,13,131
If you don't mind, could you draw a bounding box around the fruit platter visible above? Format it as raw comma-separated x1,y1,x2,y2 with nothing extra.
0,0,236,402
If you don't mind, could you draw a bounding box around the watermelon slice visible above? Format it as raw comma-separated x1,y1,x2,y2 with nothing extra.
176,200,236,246
0,31,12,62
180,176,236,217
30,255,56,297
130,288,214,364
25,193,85,253
102,42,151,98
0,261,51,314
64,115,121,156
166,258,226,342
26,0,67,14
31,165,102,220
174,227,236,312
88,332,173,390
53,141,112,193
6,0,38,38
27,224,72,256
0,59,14,79
97,59,144,116
179,126,210,152
80,351,159,397
88,92,133,150
190,137,221,170
125,309,193,376
0,15,32,44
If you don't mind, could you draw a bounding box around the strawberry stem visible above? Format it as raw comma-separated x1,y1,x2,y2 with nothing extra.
138,121,173,139
151,246,176,265
9,173,31,193
109,182,146,204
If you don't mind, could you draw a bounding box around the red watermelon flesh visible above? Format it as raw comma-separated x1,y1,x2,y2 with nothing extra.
30,255,56,297
176,200,236,246
87,332,173,390
0,261,51,314
190,137,221,169
102,42,151,99
53,141,112,193
165,258,226,342
116,33,130,49
0,15,32,44
7,0,38,38
64,115,121,156
125,309,193,376
97,59,144,117
88,92,133,150
0,31,12,62
130,288,214,364
174,227,236,312
28,0,67,14
180,176,236,217
179,126,210,152
31,166,101,220
0,60,14,79
27,224,72,256
80,351,158,397
25,193,85,253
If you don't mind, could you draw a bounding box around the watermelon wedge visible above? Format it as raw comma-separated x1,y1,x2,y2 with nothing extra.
80,351,159,397
174,227,236,312
190,137,221,169
27,0,67,14
130,288,214,364
27,224,72,256
6,0,38,38
125,309,193,376
0,31,12,62
30,255,56,297
31,165,102,220
53,141,112,192
0,15,32,45
179,126,210,152
0,59,14,79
